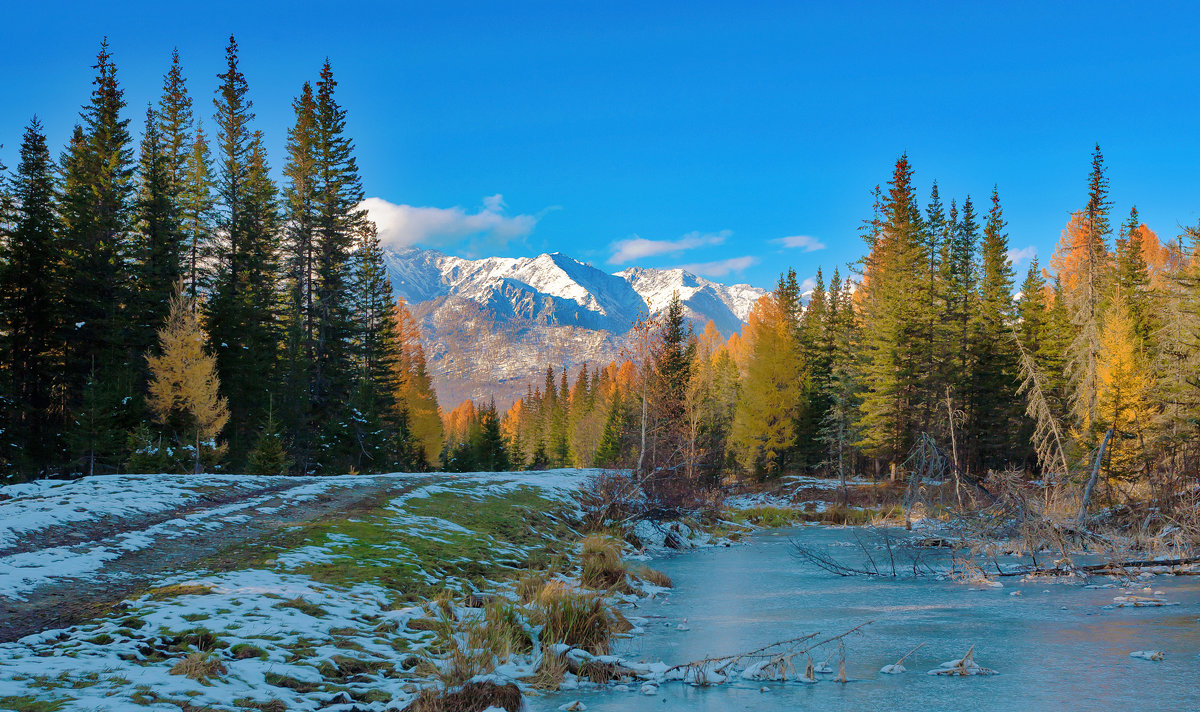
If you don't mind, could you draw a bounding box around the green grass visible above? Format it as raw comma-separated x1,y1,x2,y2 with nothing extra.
0,696,66,712
727,505,804,527
286,484,577,598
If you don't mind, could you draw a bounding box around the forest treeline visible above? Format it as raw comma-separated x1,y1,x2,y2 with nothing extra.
443,148,1199,508
0,38,444,480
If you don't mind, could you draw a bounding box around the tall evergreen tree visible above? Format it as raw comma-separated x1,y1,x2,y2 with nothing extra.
1065,145,1114,436
59,40,139,471
0,119,63,474
206,36,282,463
133,103,185,351
856,155,928,467
967,187,1020,470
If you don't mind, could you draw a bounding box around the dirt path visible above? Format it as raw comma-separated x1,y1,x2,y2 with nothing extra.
0,475,433,643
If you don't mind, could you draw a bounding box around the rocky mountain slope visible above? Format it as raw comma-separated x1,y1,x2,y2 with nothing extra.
383,248,766,406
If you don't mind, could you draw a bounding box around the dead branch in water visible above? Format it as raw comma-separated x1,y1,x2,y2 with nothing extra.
791,528,943,577
665,621,872,683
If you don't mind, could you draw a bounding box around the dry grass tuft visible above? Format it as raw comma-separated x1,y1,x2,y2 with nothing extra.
145,584,213,601
523,651,568,690
580,534,628,591
630,564,673,588
168,651,227,685
402,680,523,712
534,581,614,654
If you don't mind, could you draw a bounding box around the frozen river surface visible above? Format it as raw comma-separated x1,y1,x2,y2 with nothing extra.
530,526,1200,712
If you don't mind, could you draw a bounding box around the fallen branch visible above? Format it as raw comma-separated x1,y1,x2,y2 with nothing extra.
665,621,872,684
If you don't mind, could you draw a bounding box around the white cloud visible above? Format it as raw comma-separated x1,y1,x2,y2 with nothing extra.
799,277,817,293
608,230,730,264
1007,245,1037,265
677,255,759,277
774,234,826,252
361,194,539,250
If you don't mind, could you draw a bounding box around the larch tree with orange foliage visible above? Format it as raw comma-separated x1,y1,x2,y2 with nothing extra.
1096,300,1155,481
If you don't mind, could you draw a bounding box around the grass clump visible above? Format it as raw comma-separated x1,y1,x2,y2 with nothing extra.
316,655,394,683
230,643,268,660
533,581,614,654
168,651,227,685
232,699,287,712
630,564,673,588
144,584,213,601
264,672,322,692
0,697,66,712
729,505,803,528
579,534,628,591
274,597,327,618
404,680,522,712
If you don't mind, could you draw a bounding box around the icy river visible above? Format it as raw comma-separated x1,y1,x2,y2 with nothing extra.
530,526,1200,711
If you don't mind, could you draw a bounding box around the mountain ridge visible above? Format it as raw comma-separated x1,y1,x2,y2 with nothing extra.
382,247,766,406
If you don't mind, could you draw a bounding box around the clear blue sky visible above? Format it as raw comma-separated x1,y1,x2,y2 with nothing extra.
3,1,1200,289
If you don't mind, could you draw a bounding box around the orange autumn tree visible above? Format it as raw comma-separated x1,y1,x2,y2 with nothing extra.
391,297,443,467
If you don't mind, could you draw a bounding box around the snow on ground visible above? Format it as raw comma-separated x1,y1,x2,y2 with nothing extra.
0,468,597,710
0,470,597,601
0,474,292,550
0,474,395,600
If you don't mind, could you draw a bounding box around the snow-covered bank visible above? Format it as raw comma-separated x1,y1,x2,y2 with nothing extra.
0,469,601,710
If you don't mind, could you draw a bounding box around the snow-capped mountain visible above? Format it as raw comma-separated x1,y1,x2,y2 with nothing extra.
383,248,766,406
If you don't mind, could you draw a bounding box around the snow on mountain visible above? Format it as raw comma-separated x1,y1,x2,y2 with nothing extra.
382,248,767,406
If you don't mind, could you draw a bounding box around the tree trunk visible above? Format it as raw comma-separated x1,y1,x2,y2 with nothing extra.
1077,428,1112,526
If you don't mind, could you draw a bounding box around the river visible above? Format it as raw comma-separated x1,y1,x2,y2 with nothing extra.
529,526,1200,711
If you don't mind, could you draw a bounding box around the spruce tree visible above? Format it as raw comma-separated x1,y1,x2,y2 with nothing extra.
133,103,185,352
206,37,282,464
856,155,928,467
59,40,139,471
967,187,1020,470
1114,206,1153,347
180,127,214,299
1066,145,1114,436
0,118,63,474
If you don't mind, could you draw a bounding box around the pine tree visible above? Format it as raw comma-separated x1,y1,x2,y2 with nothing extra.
309,62,366,463
180,127,214,299
133,103,185,352
967,187,1020,470
856,155,928,466
206,36,282,464
1114,206,1154,347
279,81,320,462
146,287,229,474
59,40,139,470
247,407,292,476
350,222,404,471
1063,145,1114,436
0,118,63,474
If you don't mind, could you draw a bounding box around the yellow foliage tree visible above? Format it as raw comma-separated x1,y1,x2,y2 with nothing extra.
728,294,800,477
146,289,230,474
1096,299,1156,480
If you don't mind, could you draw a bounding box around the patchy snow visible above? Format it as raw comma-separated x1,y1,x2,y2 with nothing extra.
0,468,601,709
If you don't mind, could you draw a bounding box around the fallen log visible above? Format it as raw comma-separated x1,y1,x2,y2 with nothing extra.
995,555,1200,577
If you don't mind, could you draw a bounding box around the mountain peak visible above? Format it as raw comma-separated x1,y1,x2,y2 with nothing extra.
383,248,767,406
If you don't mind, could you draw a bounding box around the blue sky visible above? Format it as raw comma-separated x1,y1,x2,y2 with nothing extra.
3,1,1200,289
